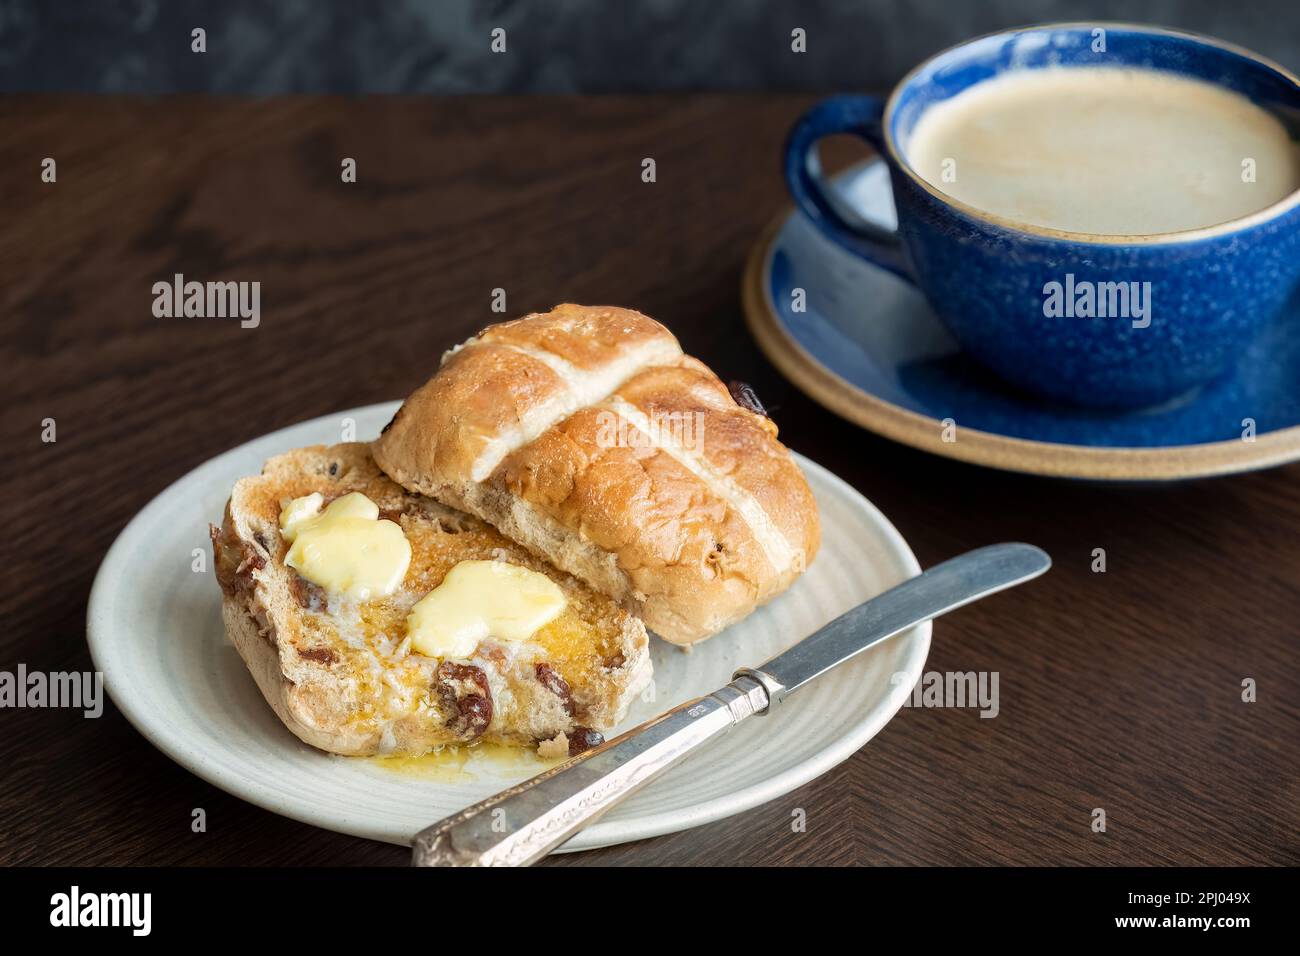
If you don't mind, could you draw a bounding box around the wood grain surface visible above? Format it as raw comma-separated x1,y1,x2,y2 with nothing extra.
1,95,1297,866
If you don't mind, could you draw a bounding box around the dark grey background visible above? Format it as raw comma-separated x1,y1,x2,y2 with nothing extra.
2,0,1298,94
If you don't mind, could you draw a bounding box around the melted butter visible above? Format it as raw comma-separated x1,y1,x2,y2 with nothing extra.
406,559,566,658
371,742,560,782
531,611,608,687
280,491,410,600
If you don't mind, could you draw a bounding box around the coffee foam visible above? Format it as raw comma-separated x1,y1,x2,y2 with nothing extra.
904,67,1300,235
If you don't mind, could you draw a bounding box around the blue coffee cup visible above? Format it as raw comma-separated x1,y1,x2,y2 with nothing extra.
783,23,1300,408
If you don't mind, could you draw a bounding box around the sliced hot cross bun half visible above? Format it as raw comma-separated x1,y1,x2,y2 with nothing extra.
210,442,650,757
372,304,821,645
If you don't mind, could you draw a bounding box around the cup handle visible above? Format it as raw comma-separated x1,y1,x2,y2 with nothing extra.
783,94,914,281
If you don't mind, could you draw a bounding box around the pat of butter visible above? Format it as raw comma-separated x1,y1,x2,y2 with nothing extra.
279,492,411,600
407,560,566,659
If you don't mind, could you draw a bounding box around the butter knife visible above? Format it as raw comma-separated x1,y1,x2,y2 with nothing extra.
411,542,1050,866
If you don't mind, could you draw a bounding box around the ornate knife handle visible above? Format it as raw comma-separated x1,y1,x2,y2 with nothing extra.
410,676,771,867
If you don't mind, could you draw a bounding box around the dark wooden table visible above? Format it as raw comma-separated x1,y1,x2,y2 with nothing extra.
2,95,1297,866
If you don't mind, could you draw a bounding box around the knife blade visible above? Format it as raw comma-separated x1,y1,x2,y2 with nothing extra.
737,541,1051,700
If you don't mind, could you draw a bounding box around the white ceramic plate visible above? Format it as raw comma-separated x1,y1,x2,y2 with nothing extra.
87,402,930,852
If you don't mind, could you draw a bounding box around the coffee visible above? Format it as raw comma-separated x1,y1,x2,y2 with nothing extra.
905,67,1300,235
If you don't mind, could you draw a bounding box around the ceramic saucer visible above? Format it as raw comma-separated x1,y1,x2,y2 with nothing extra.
743,160,1300,480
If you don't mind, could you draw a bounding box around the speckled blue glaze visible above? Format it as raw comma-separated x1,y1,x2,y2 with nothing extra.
766,160,1300,448
784,24,1300,408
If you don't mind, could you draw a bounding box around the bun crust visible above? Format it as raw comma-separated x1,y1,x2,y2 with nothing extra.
373,305,820,644
211,442,651,756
